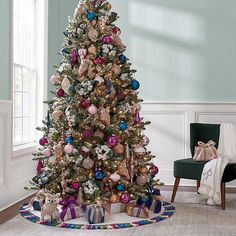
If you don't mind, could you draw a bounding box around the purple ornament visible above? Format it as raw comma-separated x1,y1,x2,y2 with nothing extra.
112,26,121,35
93,56,104,65
57,88,65,97
116,92,124,101
82,129,93,139
107,135,118,148
37,160,43,175
39,137,48,146
120,192,131,204
103,35,113,44
135,109,141,124
71,49,78,65
72,182,80,190
81,100,90,109
150,165,159,176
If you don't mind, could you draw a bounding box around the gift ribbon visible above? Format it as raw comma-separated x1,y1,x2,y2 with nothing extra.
59,198,78,222
197,140,215,148
133,205,149,218
87,205,105,224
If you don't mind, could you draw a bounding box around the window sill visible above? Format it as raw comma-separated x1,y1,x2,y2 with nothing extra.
12,143,37,158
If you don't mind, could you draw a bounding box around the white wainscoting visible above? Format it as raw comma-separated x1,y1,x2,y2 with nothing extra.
0,101,36,211
141,103,236,187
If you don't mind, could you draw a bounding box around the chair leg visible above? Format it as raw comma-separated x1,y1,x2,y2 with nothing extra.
197,180,200,193
221,182,226,210
171,177,180,203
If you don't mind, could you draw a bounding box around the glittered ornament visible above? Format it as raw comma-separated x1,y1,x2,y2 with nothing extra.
142,136,150,146
88,45,97,55
87,12,95,21
112,26,121,35
131,79,140,90
72,182,80,190
138,166,148,174
82,129,93,139
102,35,113,44
50,74,60,84
95,170,104,181
113,144,125,154
65,137,74,144
120,192,131,204
80,100,90,109
136,174,148,186
71,49,78,65
107,135,118,147
118,54,127,64
82,157,94,170
39,137,48,146
52,110,63,120
37,160,43,175
109,194,119,203
87,104,98,115
88,28,99,42
109,173,121,182
119,121,127,131
43,149,52,158
93,56,104,65
64,144,74,154
57,88,65,97
78,48,87,59
150,164,159,176
116,183,125,191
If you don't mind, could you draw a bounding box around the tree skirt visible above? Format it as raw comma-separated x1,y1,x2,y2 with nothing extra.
19,201,175,230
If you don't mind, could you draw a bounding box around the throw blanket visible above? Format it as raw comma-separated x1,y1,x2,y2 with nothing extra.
198,123,236,205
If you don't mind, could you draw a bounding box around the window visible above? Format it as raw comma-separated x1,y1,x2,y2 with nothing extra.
12,0,48,152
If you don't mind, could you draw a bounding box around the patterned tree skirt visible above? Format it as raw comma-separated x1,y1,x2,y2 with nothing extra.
19,201,175,230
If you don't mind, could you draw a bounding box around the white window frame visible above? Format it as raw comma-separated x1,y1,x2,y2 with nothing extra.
11,0,48,158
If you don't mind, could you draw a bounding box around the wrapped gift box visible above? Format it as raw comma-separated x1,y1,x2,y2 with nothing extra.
150,198,163,214
126,203,149,218
102,202,127,214
32,199,43,211
86,205,105,224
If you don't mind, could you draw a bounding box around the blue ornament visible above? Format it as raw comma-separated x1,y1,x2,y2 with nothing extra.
116,183,125,191
61,48,69,54
87,12,95,21
118,54,127,64
131,79,140,90
69,85,76,94
119,121,127,131
65,137,74,144
95,170,104,181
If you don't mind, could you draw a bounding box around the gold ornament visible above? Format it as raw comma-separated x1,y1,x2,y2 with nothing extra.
138,166,148,174
82,157,94,170
88,28,98,42
109,194,119,203
136,174,148,186
112,65,121,75
78,61,89,76
88,45,97,55
52,110,63,120
113,143,125,154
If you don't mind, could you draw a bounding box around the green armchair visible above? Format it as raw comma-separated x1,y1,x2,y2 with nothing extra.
171,123,236,210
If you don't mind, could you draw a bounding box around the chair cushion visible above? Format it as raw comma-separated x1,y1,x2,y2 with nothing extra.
222,164,236,182
174,158,207,180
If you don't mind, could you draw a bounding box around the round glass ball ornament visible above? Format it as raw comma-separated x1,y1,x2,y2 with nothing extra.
80,100,90,109
86,12,95,21
150,164,159,176
93,56,104,65
65,137,74,144
107,135,118,148
112,26,121,35
119,121,127,131
57,88,65,97
64,144,74,154
72,182,80,190
120,192,131,204
118,54,127,64
95,170,105,181
131,80,140,90
43,149,52,158
82,129,93,139
116,183,125,192
87,104,98,115
39,137,48,146
82,157,94,170
109,193,119,203
142,136,150,146
109,173,121,182
103,35,113,44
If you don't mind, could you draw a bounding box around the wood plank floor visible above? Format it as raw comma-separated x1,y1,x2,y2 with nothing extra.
0,191,236,236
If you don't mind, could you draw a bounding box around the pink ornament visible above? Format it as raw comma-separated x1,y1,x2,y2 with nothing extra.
71,49,78,65
44,149,52,158
107,135,118,147
135,109,141,124
103,35,113,44
37,160,43,175
93,56,104,65
64,144,74,154
142,136,150,146
78,48,87,59
150,165,159,176
82,129,93,139
87,104,98,115
50,75,60,84
39,137,48,146
57,88,65,97
72,182,80,190
112,26,121,35
80,100,90,109
120,192,131,204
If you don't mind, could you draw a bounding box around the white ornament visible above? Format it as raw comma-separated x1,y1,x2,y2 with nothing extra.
109,173,121,183
61,77,71,93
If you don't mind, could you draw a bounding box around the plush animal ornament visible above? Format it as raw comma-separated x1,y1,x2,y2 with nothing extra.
40,193,60,222
73,1,85,18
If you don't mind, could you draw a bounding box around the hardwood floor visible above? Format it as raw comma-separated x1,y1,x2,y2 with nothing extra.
0,191,236,236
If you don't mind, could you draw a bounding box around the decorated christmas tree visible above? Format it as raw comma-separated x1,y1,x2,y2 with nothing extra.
27,0,160,217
